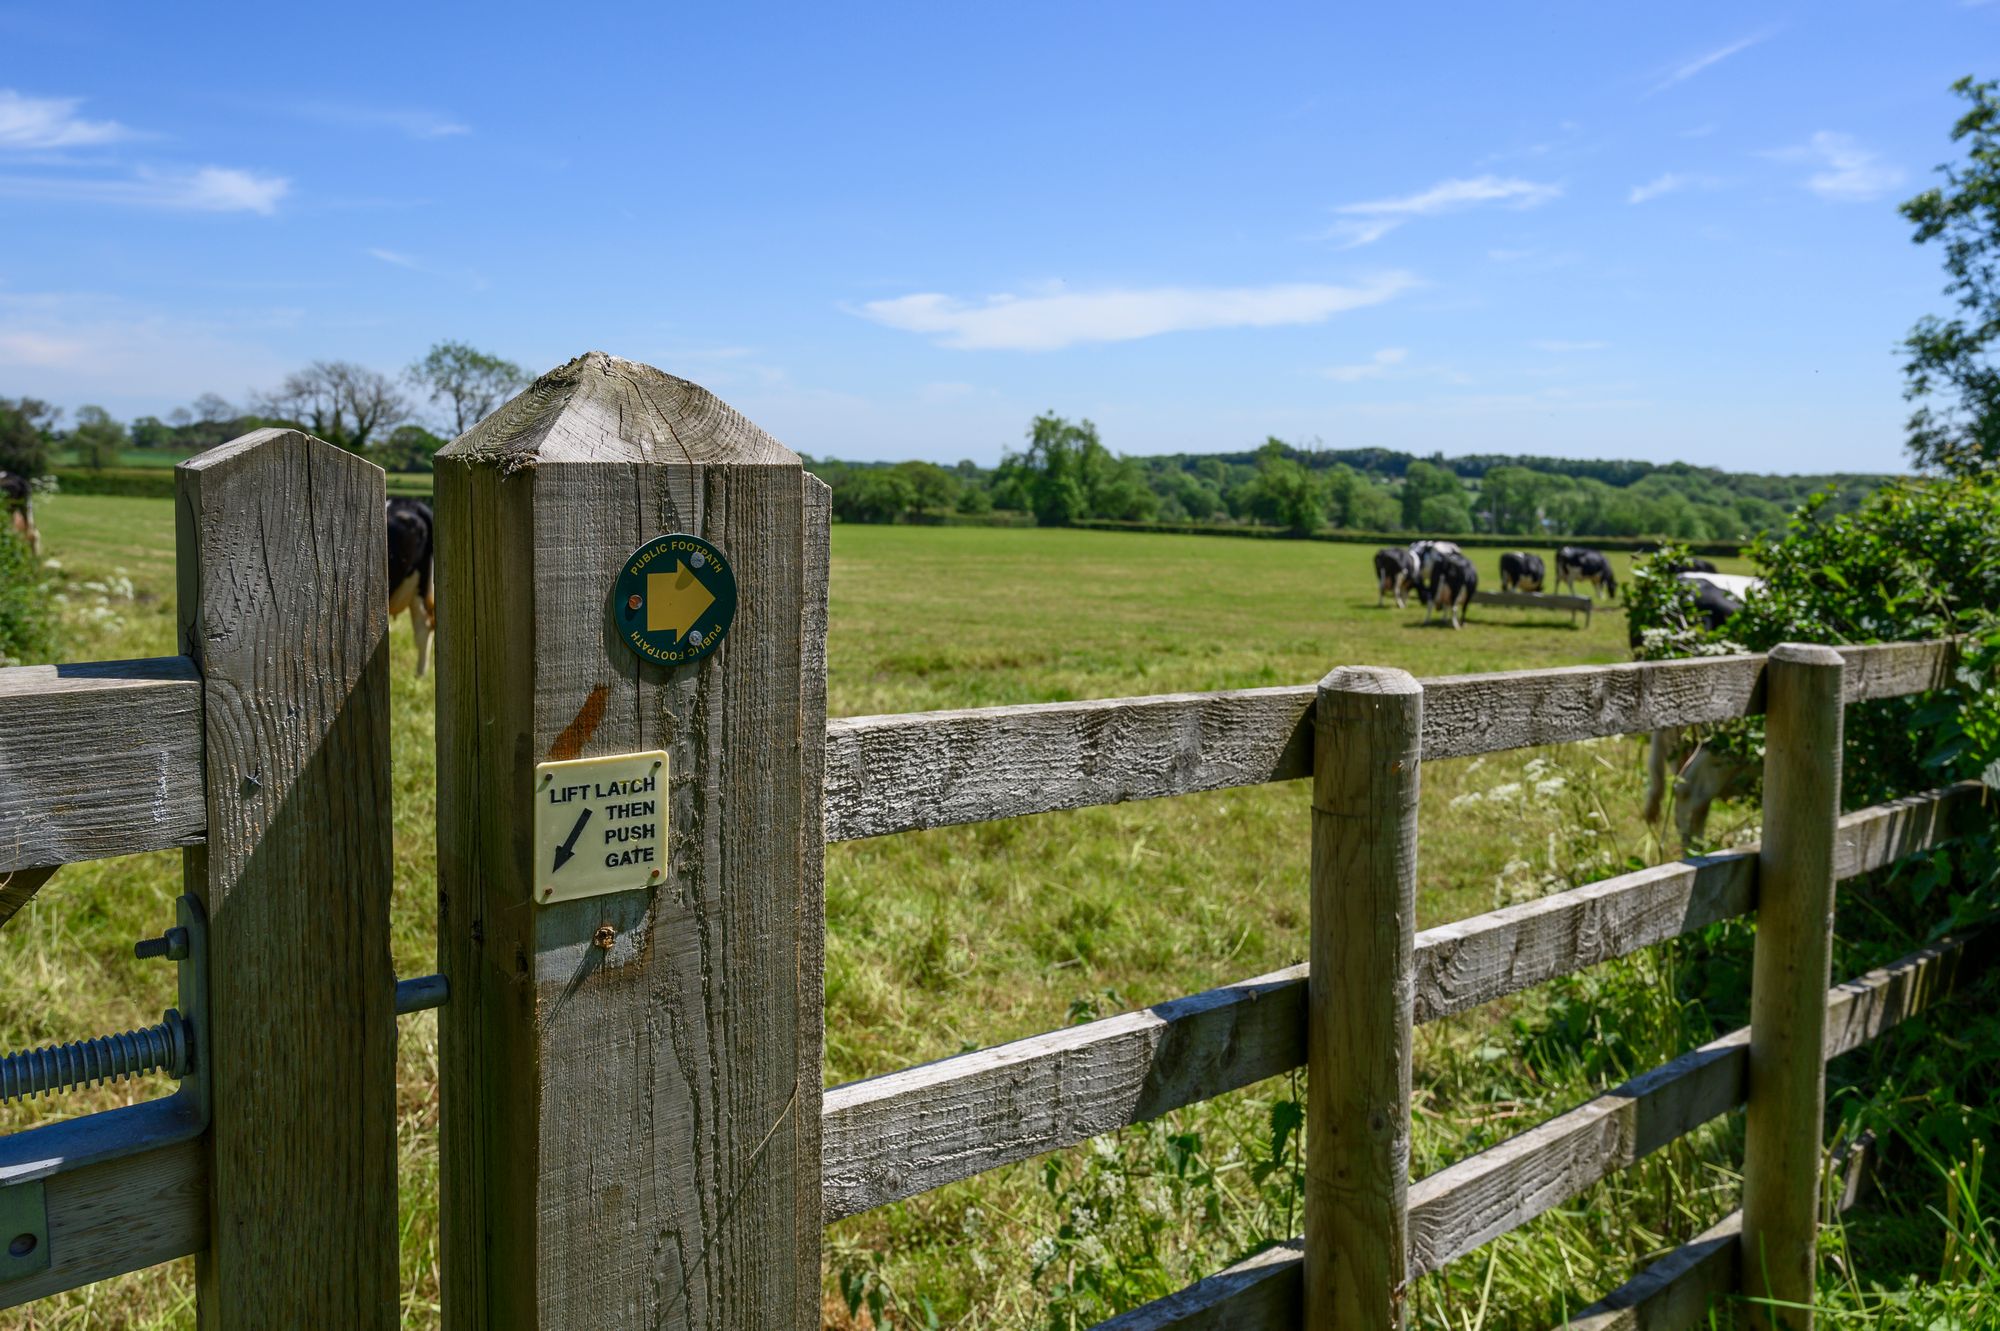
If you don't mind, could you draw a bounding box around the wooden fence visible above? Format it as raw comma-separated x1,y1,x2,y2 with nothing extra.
1,356,1994,1331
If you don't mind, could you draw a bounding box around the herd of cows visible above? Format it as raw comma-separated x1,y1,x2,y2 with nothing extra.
6,469,1764,839
1373,540,1632,626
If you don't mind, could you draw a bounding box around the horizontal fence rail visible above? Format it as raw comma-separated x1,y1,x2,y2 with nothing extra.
1087,930,1995,1331
824,639,1958,842
821,782,1989,1221
0,658,205,873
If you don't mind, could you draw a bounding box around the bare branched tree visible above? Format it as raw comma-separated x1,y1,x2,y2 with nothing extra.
259,361,411,453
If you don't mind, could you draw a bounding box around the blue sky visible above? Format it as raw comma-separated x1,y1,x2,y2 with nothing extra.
0,2,1992,472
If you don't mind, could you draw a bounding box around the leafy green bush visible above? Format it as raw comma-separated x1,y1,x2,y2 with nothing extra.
0,528,56,666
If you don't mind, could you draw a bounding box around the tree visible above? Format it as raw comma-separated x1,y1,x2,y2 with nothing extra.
378,424,449,473
1000,413,1105,527
893,460,960,514
190,392,236,424
259,361,411,453
0,397,60,477
832,469,917,524
1418,489,1473,533
71,405,128,470
1242,439,1325,534
1901,77,2000,474
409,341,526,437
1400,459,1462,529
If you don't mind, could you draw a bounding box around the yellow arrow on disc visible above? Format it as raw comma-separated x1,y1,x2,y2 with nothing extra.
646,563,715,638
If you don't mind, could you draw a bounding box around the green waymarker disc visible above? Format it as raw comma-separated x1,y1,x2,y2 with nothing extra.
611,533,737,667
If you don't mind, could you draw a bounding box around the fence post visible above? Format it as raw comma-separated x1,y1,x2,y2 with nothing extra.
1307,666,1422,1331
436,352,829,1330
1742,643,1844,1331
175,429,398,1327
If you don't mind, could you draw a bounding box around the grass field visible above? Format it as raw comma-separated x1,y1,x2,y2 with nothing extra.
2,495,1982,1330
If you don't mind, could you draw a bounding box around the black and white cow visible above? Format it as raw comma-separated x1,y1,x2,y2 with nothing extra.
1499,550,1545,593
1422,548,1478,629
386,497,436,677
1641,573,1767,838
1555,545,1618,600
1374,546,1419,608
1,469,37,557
1659,554,1719,575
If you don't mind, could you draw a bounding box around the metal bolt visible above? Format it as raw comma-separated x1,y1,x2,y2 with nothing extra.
134,927,190,962
0,1011,191,1102
690,551,706,569
592,924,616,950
7,1233,35,1259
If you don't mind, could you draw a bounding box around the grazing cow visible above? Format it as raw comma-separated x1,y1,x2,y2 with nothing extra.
1499,550,1545,593
1422,548,1478,629
1374,546,1419,608
1659,555,1719,575
1641,573,1767,838
1,470,37,556
386,497,436,677
1555,545,1618,601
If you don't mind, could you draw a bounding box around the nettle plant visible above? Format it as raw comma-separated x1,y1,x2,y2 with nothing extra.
1628,476,2000,925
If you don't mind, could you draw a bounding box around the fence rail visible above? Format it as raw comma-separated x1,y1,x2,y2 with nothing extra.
824,639,1958,841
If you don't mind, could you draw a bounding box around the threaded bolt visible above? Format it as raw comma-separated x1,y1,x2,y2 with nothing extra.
0,1011,190,1102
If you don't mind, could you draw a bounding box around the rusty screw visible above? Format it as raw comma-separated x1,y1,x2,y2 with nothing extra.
592,924,616,951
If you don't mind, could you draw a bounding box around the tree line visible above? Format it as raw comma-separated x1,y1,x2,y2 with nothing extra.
0,341,525,479
809,419,1895,542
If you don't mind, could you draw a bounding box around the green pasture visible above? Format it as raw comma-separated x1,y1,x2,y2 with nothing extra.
3,496,1977,1330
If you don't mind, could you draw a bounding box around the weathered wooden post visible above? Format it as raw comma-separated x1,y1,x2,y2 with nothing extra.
176,429,399,1327
435,353,829,1329
1307,666,1422,1331
1741,643,1844,1331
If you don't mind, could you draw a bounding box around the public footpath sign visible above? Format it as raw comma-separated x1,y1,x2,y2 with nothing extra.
532,750,668,904
611,533,737,667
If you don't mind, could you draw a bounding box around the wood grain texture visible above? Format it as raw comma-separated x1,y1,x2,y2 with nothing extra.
0,1138,204,1309
1742,645,1844,1331
821,963,1307,1221
1307,667,1421,1331
435,354,826,1331
0,658,203,873
0,864,57,930
818,786,1981,1221
1079,935,1988,1331
176,429,397,1328
823,641,1958,840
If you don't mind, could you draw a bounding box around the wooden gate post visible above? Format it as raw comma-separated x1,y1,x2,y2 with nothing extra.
176,429,398,1327
435,353,829,1329
1307,666,1422,1331
1742,643,1844,1331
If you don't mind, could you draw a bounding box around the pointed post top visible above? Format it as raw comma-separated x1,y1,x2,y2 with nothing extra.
436,351,800,471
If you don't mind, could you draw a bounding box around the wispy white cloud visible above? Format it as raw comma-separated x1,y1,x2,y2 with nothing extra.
1328,175,1562,248
1627,171,1722,204
1649,30,1775,95
0,290,294,398
366,247,421,268
0,165,289,213
1322,347,1408,382
0,89,132,150
1531,339,1608,352
295,102,470,139
855,275,1416,351
1768,132,1904,201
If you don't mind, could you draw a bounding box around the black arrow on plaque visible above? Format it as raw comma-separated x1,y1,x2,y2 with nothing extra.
552,808,593,873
